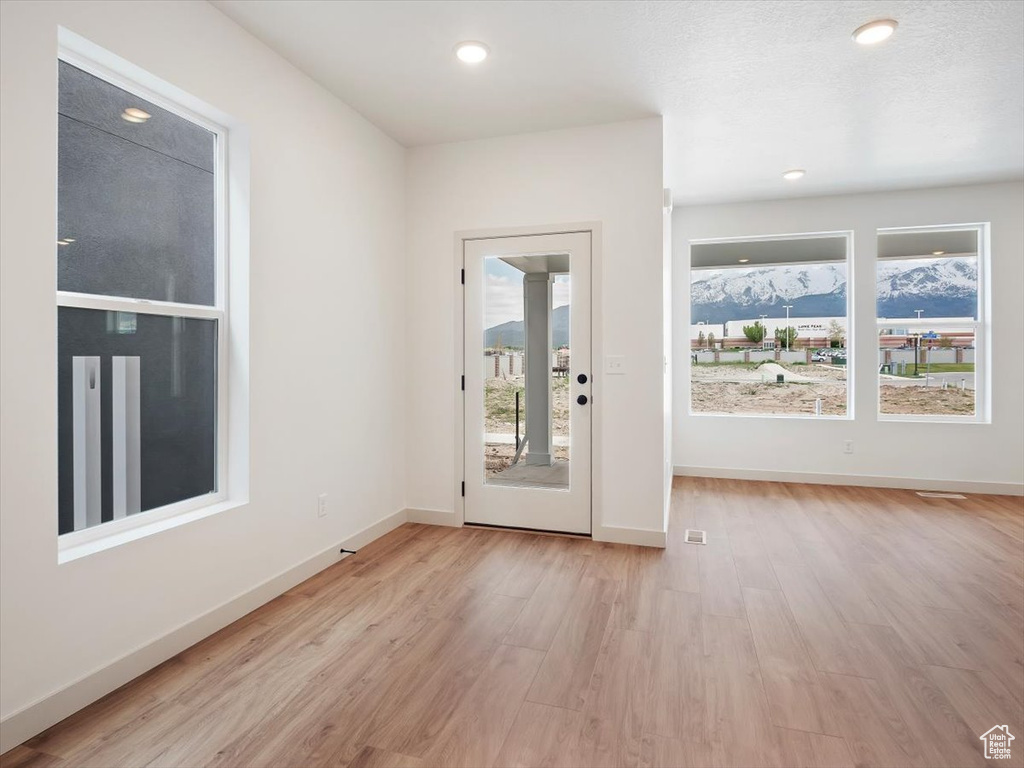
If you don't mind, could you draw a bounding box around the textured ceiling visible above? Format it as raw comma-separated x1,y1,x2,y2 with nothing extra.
212,0,1024,204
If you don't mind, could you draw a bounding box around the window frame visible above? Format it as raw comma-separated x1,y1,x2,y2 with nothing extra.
875,223,989,424
687,229,854,421
56,46,231,551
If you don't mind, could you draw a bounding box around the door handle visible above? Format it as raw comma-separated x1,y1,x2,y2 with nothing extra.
577,394,588,405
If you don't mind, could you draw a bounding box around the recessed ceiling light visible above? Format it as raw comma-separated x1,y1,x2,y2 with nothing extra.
782,169,806,181
455,41,489,64
853,19,898,45
932,250,945,256
121,107,151,123
738,258,750,263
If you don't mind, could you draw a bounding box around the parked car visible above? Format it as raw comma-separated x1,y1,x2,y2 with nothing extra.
811,351,829,362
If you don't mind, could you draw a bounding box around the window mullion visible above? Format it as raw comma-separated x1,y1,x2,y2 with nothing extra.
57,291,223,321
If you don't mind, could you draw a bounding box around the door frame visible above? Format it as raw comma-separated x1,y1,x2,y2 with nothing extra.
453,222,603,532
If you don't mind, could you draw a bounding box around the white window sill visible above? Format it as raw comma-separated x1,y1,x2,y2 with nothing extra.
58,497,247,564
687,410,853,421
877,414,990,425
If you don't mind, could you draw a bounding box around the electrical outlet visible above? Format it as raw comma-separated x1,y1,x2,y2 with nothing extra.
843,440,854,454
317,493,328,518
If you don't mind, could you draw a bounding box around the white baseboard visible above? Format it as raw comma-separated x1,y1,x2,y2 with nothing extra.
674,465,1024,497
406,507,460,526
0,508,408,755
593,523,666,548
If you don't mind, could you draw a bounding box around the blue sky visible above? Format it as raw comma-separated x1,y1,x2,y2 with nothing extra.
485,257,570,328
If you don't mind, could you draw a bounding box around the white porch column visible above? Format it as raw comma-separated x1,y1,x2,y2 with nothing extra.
524,272,553,466
72,356,102,530
112,356,141,519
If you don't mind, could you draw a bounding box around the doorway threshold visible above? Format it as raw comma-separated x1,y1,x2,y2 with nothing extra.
463,522,592,539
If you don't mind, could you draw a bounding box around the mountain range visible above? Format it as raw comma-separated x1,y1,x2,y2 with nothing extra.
482,259,978,343
485,304,570,348
690,258,977,324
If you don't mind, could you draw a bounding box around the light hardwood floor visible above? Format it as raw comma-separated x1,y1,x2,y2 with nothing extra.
3,478,1022,768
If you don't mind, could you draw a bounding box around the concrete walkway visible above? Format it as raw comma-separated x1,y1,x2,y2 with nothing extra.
879,372,975,390
486,433,570,447
489,459,569,489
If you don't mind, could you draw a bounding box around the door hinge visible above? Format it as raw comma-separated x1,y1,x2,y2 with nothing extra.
460,268,465,285
461,481,465,497
461,374,465,391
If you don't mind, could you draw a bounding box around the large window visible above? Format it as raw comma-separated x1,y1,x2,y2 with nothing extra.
57,57,226,537
689,233,851,418
876,225,986,421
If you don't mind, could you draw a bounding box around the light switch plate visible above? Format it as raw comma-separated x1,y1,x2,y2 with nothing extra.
605,355,626,375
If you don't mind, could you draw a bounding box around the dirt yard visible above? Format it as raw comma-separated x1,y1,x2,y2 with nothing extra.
879,385,975,415
484,375,571,474
691,381,849,415
690,362,974,416
484,375,569,436
691,362,848,416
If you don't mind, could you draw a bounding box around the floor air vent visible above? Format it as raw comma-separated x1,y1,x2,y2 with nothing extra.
684,529,707,545
916,491,967,500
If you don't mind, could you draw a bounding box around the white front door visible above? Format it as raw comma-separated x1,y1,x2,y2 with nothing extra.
463,231,592,534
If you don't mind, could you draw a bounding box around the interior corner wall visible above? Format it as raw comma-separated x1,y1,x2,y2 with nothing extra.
672,181,1024,491
404,117,668,538
663,202,671,528
663,199,673,528
0,0,406,736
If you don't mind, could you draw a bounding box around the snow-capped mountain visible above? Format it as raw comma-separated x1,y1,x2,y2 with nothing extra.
691,258,977,324
875,257,977,319
691,264,846,307
690,264,847,324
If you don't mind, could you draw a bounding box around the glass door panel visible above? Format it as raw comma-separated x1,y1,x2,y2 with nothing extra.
483,255,570,490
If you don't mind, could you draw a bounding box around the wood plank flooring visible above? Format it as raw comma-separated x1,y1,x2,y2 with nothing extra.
3,478,1022,768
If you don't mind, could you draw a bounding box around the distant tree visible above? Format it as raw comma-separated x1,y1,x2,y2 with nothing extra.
742,321,766,343
827,320,845,348
697,330,706,347
938,335,953,348
707,332,716,348
775,326,798,348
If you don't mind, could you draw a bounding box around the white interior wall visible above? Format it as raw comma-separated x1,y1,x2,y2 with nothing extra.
0,0,406,744
404,118,669,541
673,181,1024,492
